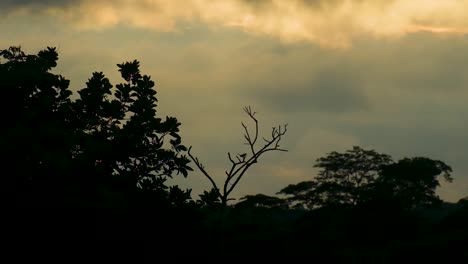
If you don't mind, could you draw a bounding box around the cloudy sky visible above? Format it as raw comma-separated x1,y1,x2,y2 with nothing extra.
2,0,468,202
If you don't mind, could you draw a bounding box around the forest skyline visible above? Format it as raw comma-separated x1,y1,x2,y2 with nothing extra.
2,0,468,202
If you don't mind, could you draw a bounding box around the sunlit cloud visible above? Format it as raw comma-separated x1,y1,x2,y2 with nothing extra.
4,0,467,48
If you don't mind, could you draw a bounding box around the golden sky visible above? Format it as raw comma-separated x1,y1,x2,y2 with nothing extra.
28,0,468,47
1,0,468,201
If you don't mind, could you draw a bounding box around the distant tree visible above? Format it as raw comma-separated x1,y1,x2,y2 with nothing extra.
188,106,287,215
279,146,454,211
0,46,193,209
235,194,288,209
279,146,392,209
460,196,468,206
277,181,319,209
374,157,453,209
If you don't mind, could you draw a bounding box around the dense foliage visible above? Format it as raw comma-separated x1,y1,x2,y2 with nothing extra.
278,146,453,211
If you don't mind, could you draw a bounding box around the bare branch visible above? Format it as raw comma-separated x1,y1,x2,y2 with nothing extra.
241,122,248,132
188,146,222,198
224,151,247,196
226,153,240,179
242,106,259,157
227,160,255,196
228,152,235,164
189,107,288,211
226,124,287,195
225,115,288,196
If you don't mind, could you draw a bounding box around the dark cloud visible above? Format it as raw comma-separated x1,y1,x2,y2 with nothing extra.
256,68,369,113
357,33,468,93
0,0,75,12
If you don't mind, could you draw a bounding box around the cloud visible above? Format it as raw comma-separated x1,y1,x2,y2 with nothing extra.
0,0,74,12
257,68,369,113
5,0,468,48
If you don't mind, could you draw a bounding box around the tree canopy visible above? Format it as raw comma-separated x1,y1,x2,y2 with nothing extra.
0,46,192,209
375,157,453,209
279,146,392,208
279,146,453,210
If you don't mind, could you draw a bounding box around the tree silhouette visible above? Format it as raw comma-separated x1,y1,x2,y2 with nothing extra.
279,146,392,208
279,146,454,211
235,193,288,209
72,60,194,209
277,181,318,209
188,106,287,214
374,157,453,209
0,46,193,210
0,46,74,207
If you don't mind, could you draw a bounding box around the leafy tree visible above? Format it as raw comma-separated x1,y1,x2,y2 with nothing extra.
279,146,454,211
73,59,193,207
188,106,287,214
374,157,453,209
279,146,392,208
277,181,319,209
0,46,192,209
235,194,288,209
0,46,74,206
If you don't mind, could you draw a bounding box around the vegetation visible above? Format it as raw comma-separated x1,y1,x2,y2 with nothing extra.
1,46,467,259
1,46,197,247
188,105,287,216
278,147,453,210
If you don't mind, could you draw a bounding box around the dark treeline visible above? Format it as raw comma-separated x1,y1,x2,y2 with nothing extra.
1,46,467,260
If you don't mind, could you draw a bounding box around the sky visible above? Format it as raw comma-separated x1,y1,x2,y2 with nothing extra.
2,0,468,202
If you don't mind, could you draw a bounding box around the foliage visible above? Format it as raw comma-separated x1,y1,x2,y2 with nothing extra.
0,46,192,209
198,188,222,209
277,181,318,209
73,59,192,194
279,146,453,210
236,194,288,209
0,46,74,205
279,146,392,208
374,157,453,209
